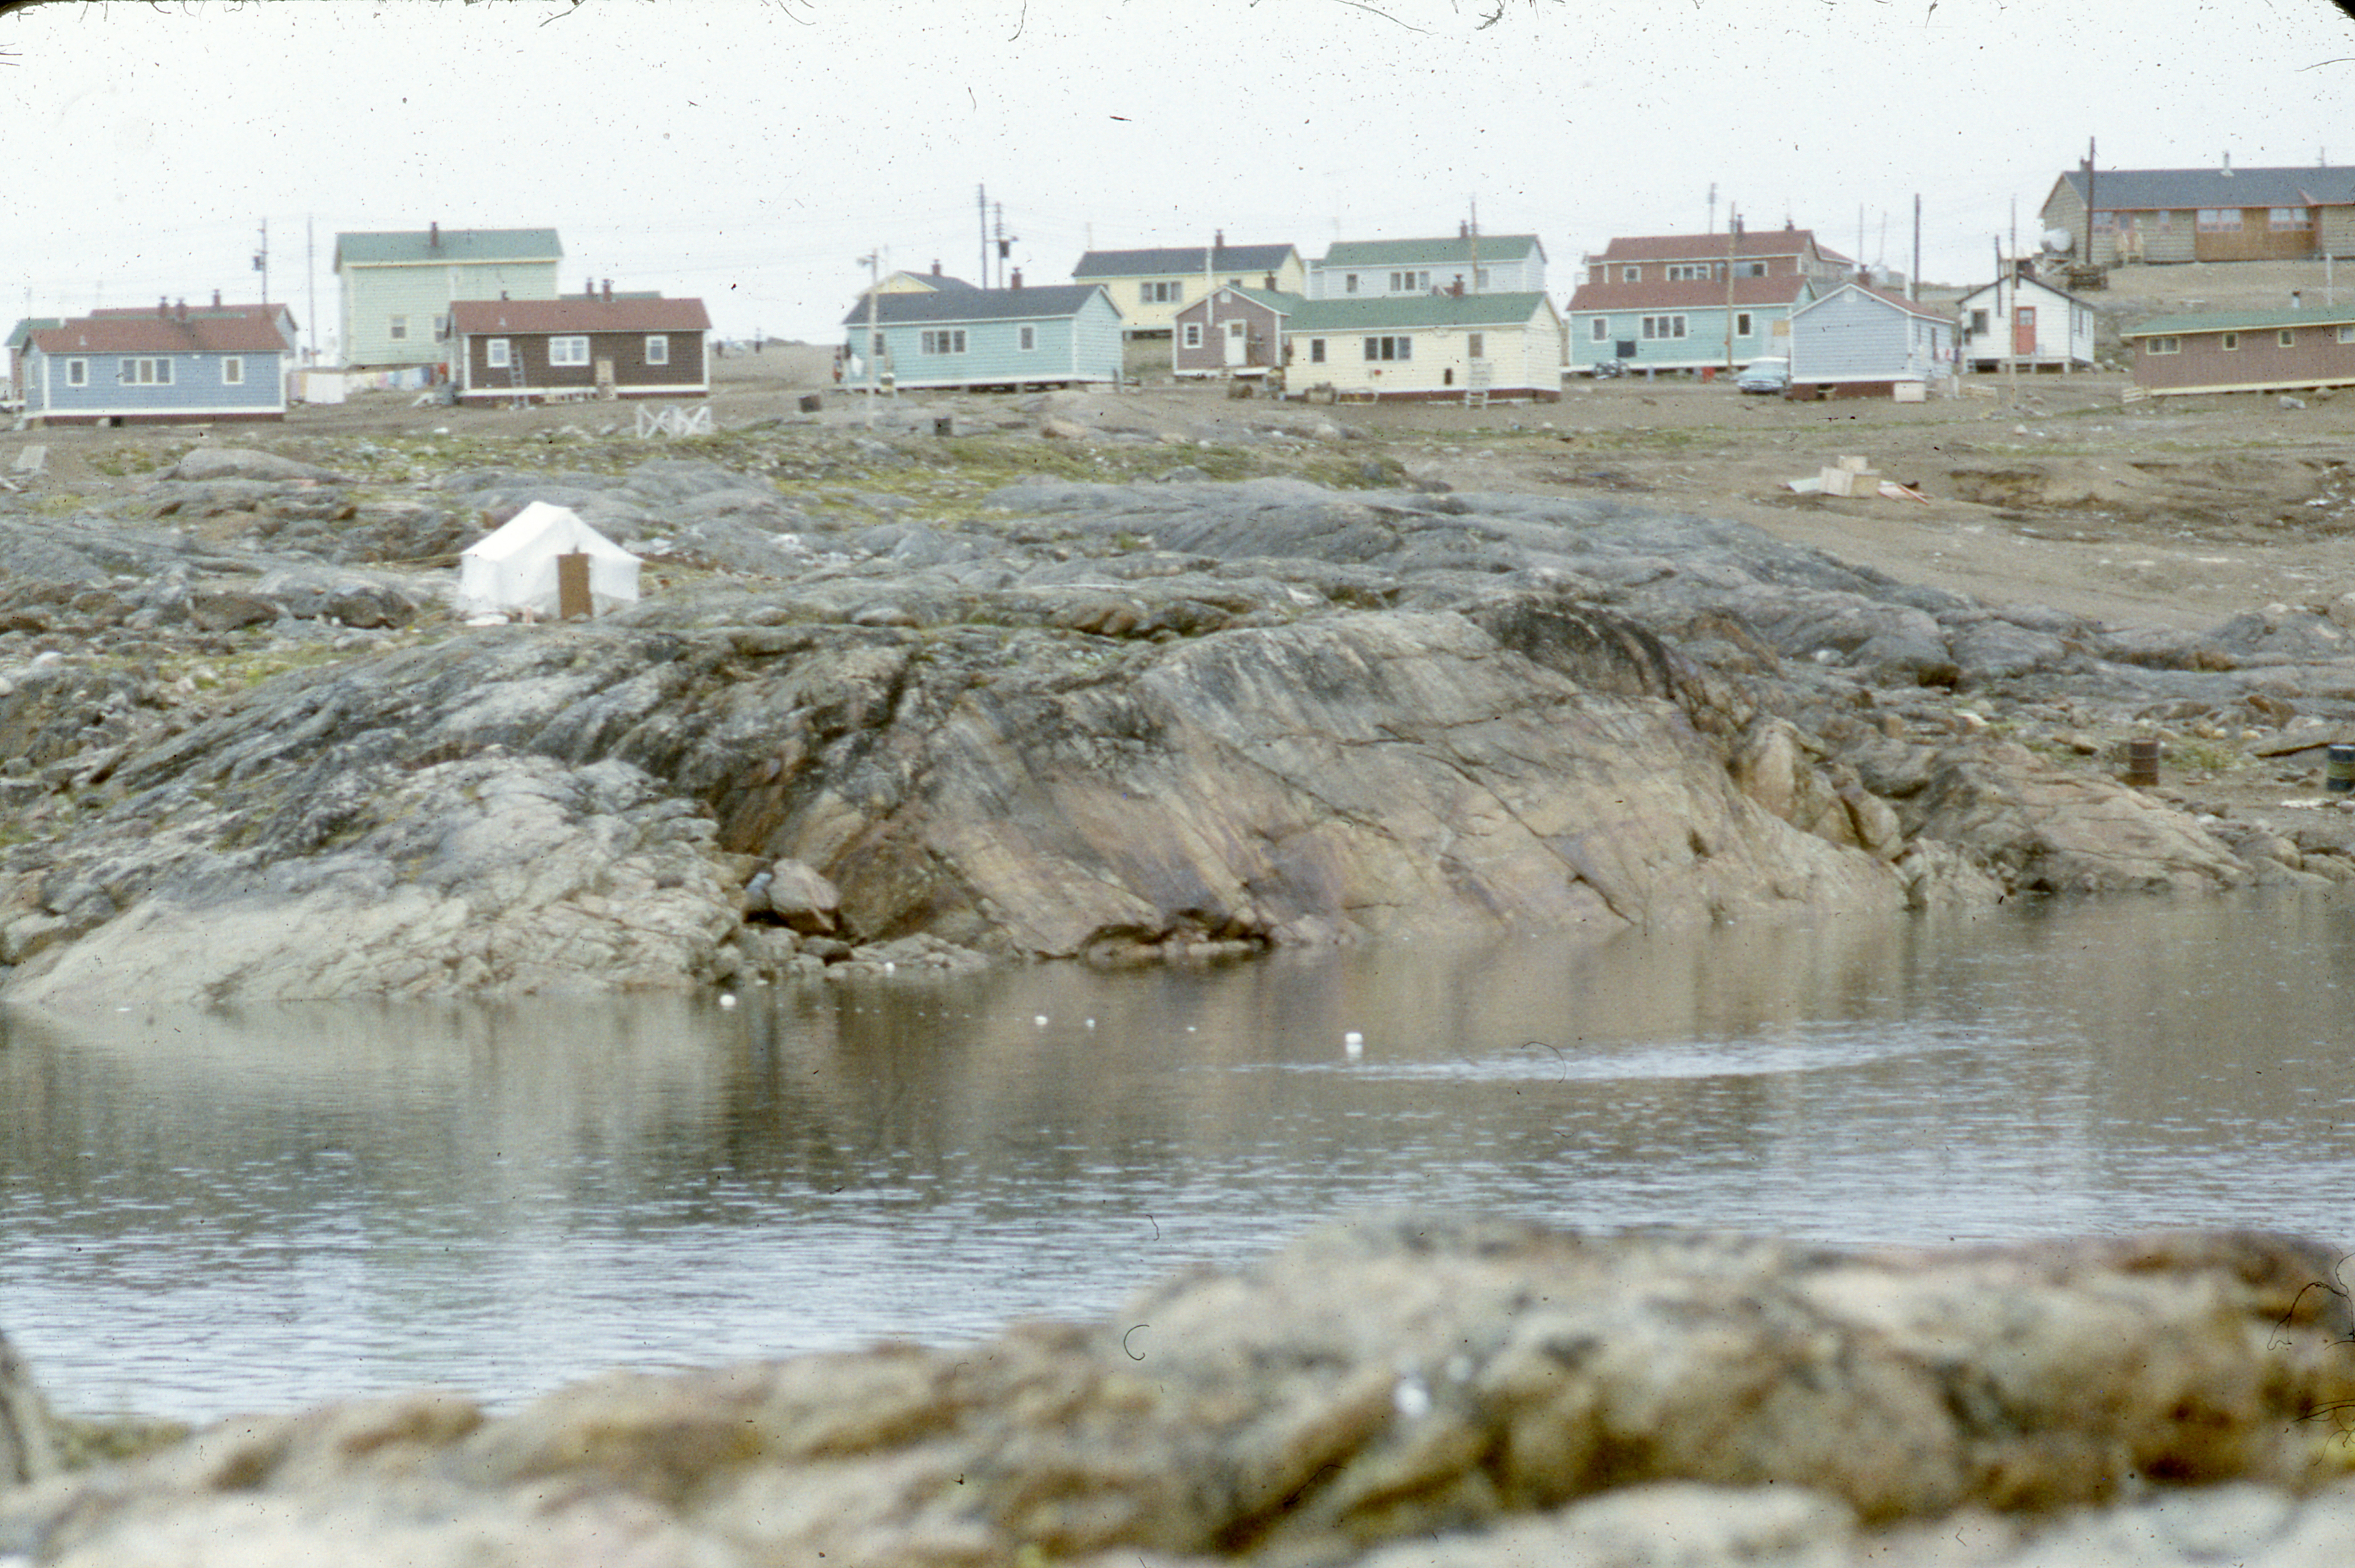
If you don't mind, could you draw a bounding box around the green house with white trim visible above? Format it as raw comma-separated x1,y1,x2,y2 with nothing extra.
334,225,562,372
841,284,1123,392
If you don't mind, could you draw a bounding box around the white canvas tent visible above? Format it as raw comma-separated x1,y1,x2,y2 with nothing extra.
458,501,642,619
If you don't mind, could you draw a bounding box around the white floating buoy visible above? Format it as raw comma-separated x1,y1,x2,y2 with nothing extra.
1034,1014,1050,1027
1345,1030,1365,1057
718,994,737,1009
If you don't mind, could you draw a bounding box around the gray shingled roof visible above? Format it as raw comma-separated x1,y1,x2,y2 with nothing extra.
841,285,1107,327
2060,166,2355,211
334,228,563,268
1072,245,1296,279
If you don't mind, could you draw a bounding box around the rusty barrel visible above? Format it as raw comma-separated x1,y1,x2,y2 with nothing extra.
2124,737,2162,787
2328,743,2355,794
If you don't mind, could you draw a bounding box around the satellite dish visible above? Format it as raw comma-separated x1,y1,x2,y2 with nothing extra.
2041,227,2074,254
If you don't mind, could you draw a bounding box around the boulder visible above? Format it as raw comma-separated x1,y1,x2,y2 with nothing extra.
5,1218,2351,1567
0,1329,58,1484
166,448,342,484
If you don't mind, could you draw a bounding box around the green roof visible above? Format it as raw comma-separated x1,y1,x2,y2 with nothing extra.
2120,303,2355,336
6,317,66,351
1317,234,1543,268
334,228,563,269
1284,292,1555,331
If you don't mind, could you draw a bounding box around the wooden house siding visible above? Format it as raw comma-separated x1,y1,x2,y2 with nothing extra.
1071,248,1306,336
2126,315,2355,395
455,329,707,402
1957,277,2097,371
1788,285,1954,395
856,290,1123,391
1306,237,1546,301
26,348,285,424
340,258,561,370
1171,289,1289,377
1285,295,1562,402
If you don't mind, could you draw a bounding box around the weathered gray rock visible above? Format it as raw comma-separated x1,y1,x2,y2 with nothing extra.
6,1218,2350,1567
0,1329,58,1485
167,447,343,484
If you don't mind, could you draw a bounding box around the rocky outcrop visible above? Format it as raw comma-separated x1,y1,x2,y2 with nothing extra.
7,459,2349,1003
5,1217,2352,1566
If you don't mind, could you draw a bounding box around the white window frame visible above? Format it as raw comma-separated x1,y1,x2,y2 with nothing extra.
1640,314,1689,341
645,334,669,366
1018,324,1037,351
1309,338,1326,363
2146,336,2181,355
1343,273,1359,294
121,356,173,385
1141,281,1179,304
1363,335,1412,362
2220,332,2239,351
1743,261,1769,277
1621,265,1640,281
1181,322,1202,350
919,329,967,355
486,338,511,369
1467,331,1486,359
65,358,88,387
2279,330,2297,348
1590,317,1609,342
1734,312,1754,338
550,336,590,367
221,356,244,385
388,314,408,342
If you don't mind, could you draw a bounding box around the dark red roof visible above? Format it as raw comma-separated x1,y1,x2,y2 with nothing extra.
1566,276,1813,311
449,298,711,335
1592,228,1849,265
31,313,291,354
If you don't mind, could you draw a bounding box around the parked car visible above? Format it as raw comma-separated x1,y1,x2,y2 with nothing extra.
1736,356,1789,394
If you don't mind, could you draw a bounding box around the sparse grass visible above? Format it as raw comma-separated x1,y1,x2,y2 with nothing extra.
34,491,88,516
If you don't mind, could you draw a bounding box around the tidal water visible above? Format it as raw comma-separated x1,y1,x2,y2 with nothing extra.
5,891,2354,1424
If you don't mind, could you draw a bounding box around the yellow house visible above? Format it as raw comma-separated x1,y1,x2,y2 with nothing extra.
1283,293,1565,402
1071,239,1305,336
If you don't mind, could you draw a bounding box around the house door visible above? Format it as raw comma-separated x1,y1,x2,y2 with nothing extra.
2013,305,2037,357
1223,320,1246,367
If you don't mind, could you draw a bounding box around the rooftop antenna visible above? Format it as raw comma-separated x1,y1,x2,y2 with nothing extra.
994,202,1017,289
253,217,269,304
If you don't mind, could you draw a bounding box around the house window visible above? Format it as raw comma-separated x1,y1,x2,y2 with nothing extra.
1309,338,1327,363
1467,332,1485,359
1018,324,1037,351
1640,314,1688,340
2220,332,2239,350
486,338,511,369
645,334,669,365
1744,261,1769,277
1363,335,1411,361
919,330,967,355
65,358,87,387
1388,270,1429,292
2198,209,2243,232
388,314,408,342
1969,308,1990,334
1590,317,1609,342
1182,322,1202,350
221,356,244,385
1343,273,1359,293
1735,312,1754,337
2271,207,2311,231
1475,268,1491,289
550,336,590,366
2280,330,2297,347
1666,264,1710,281
1621,265,1640,281
2146,336,2181,354
2339,326,2355,344
121,357,173,385
1141,281,1180,304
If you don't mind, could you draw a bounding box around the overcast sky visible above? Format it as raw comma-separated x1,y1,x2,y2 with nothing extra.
7,0,2354,354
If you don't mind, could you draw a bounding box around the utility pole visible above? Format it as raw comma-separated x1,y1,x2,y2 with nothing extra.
1911,194,1921,303
1707,181,1717,236
1723,207,1739,374
2083,136,2099,269
861,249,881,429
253,217,269,304
1468,196,1479,292
994,203,1016,289
306,215,317,364
977,185,989,289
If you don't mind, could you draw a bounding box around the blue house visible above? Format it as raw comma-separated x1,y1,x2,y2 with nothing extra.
23,304,291,425
1786,282,1956,399
842,283,1122,392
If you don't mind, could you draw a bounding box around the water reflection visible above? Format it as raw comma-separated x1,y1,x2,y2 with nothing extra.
3,891,2353,1423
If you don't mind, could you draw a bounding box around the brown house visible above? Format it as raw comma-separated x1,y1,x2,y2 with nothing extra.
1170,285,1296,379
450,293,711,404
2120,303,2355,396
2043,161,2355,268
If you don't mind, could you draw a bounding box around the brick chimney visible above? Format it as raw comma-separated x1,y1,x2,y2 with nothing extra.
1011,268,1022,289
931,259,942,276
602,279,612,303
176,298,188,320
212,289,222,308
157,297,168,319
429,221,440,249
1214,229,1225,250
